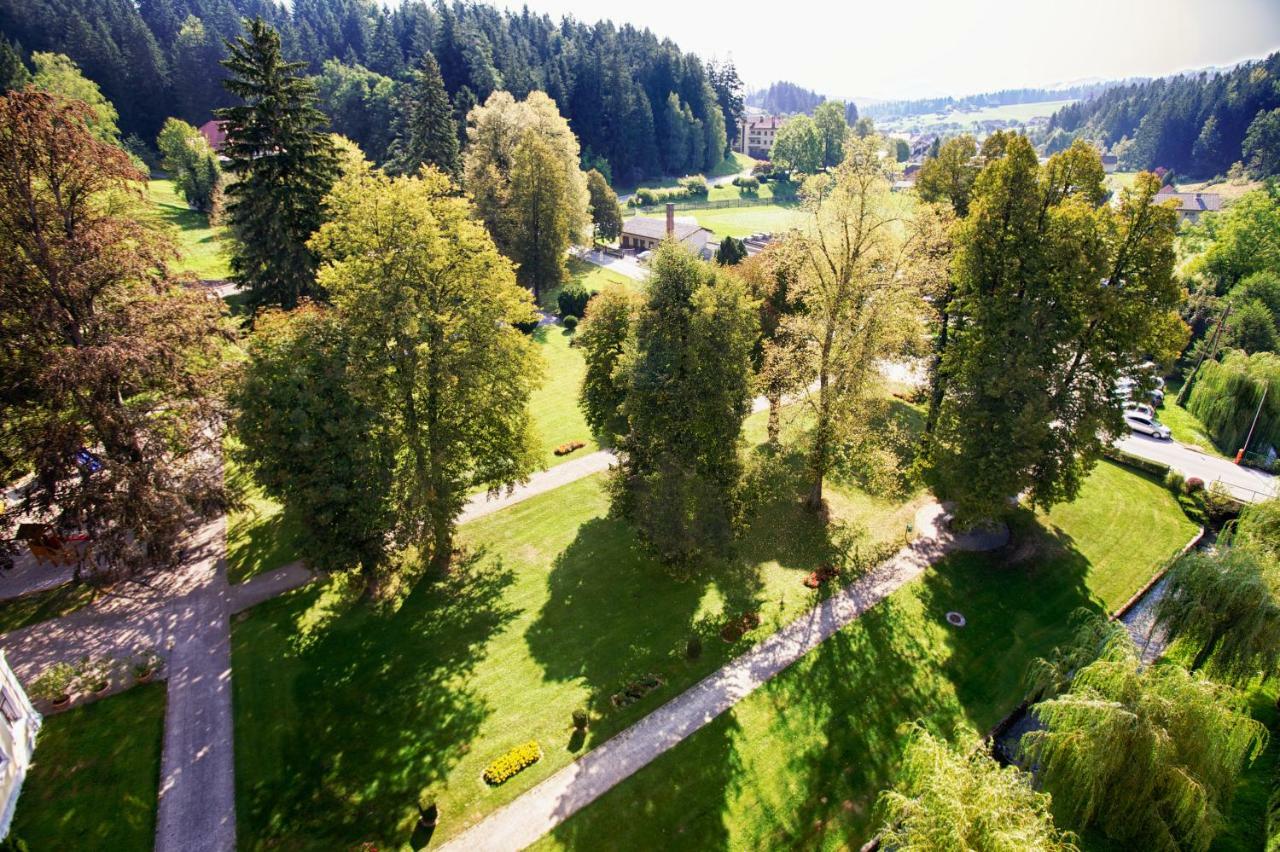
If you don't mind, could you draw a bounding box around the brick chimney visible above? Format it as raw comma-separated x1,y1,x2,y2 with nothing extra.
666,202,675,239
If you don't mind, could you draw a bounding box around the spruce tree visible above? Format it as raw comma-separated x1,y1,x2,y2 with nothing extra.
217,18,337,309
0,39,29,92
387,53,459,177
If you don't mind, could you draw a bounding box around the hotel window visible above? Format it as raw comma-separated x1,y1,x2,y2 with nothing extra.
0,689,20,724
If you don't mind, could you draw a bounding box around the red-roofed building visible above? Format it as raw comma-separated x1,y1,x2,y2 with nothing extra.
735,115,785,159
198,119,227,152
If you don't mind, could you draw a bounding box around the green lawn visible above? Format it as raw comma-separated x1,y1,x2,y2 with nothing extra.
533,460,1198,850
527,325,600,466
626,203,803,240
0,581,97,635
225,440,307,586
230,421,927,848
1158,380,1226,457
11,683,165,850
147,178,230,280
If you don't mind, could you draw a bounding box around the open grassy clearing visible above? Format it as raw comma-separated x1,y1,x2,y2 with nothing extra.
534,460,1198,850
1158,392,1227,458
147,178,230,280
10,683,165,850
623,203,803,239
526,325,600,466
615,152,757,197
230,407,928,848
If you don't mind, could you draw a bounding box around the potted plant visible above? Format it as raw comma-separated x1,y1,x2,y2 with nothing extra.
30,662,78,708
133,650,161,683
572,708,589,731
82,657,111,694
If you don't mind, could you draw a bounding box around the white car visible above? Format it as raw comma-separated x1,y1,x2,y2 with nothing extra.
1124,411,1172,440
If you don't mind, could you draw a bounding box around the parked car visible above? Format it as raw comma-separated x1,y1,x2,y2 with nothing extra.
1116,377,1165,407
1124,410,1171,440
1124,402,1155,418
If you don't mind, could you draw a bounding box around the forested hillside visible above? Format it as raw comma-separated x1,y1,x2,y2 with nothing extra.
864,82,1119,119
1046,51,1280,178
0,0,738,182
746,80,856,122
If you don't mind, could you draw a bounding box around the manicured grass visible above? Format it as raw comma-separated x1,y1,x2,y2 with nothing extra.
0,581,97,635
147,178,230,280
11,683,165,850
1158,378,1226,457
225,439,307,586
230,428,926,847
527,325,600,467
687,203,804,238
533,460,1198,850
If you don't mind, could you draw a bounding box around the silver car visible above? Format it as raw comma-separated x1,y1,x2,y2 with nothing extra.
1124,411,1172,440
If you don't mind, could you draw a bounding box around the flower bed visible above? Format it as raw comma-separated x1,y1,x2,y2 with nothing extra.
482,740,542,785
610,673,665,709
554,440,586,457
719,611,762,642
803,563,840,589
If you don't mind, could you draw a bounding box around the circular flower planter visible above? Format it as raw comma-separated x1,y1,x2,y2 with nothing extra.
945,611,967,627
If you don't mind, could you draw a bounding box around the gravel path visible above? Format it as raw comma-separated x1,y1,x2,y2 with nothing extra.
437,503,1008,852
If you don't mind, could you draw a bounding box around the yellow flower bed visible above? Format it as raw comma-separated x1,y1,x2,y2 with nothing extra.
482,740,542,785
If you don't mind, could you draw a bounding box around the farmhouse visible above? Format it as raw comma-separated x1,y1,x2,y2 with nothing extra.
621,204,713,255
1155,184,1223,224
1101,153,1119,173
198,119,227,152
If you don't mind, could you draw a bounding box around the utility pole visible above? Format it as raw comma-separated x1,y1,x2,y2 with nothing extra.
1236,383,1269,465
1177,302,1231,407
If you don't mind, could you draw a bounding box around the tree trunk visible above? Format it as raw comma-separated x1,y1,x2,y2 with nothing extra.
806,337,832,515
1190,628,1223,673
429,507,453,575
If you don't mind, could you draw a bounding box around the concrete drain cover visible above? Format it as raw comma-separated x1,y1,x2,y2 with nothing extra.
945,611,966,627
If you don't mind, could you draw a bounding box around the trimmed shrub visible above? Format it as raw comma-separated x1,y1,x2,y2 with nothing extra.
1163,469,1186,495
610,673,665,708
1184,476,1206,494
557,285,590,319
1102,446,1171,478
678,174,708,196
732,175,760,193
513,317,539,335
562,315,578,332
482,741,542,785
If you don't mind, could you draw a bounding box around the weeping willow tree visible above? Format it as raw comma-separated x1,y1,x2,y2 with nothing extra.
1234,497,1280,560
1021,632,1268,852
1186,350,1280,455
877,724,1078,851
1154,546,1280,681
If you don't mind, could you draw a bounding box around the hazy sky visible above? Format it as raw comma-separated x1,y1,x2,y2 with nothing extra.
492,0,1280,102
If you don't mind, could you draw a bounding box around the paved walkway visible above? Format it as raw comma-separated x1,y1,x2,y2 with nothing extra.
438,503,1008,852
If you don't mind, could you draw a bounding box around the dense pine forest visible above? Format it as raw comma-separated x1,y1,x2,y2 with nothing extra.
1046,51,1280,178
0,0,740,182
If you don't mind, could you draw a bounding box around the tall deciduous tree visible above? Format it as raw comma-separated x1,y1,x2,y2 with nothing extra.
877,724,1077,851
769,114,823,176
1155,546,1280,681
218,18,338,310
736,243,806,445
779,135,921,511
0,90,227,579
309,166,543,575
30,52,120,143
1022,629,1267,851
585,168,622,243
914,134,979,216
812,100,848,168
578,283,642,441
387,53,458,177
506,130,573,301
928,137,1182,521
611,241,759,565
233,304,392,582
156,117,222,214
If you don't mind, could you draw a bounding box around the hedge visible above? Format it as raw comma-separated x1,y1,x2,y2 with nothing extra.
482,740,542,785
1102,446,1171,478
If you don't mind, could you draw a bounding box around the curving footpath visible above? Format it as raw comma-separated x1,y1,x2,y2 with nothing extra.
437,503,1008,852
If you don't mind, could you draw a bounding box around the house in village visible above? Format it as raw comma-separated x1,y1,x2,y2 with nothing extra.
1155,183,1223,224
1101,153,1119,173
620,204,714,257
198,119,227,152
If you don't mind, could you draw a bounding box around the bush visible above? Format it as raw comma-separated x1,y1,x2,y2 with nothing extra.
1164,469,1186,495
752,160,775,179
572,708,588,730
1102,446,1171,478
562,315,578,332
557,285,590,319
685,635,702,660
30,661,79,702
81,657,113,692
1203,481,1242,522
554,440,586,457
482,741,542,785
1184,476,1206,494
610,673,665,708
678,174,708,196
732,175,760,193
513,317,539,334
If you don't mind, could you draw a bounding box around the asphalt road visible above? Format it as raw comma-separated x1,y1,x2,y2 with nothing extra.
1115,432,1277,502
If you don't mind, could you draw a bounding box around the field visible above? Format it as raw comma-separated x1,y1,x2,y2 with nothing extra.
229,406,931,848
876,98,1076,135
146,179,231,280
10,683,166,850
533,461,1198,850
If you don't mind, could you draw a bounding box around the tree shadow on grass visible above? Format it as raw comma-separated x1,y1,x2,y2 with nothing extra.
762,596,971,848
917,509,1099,733
235,556,519,848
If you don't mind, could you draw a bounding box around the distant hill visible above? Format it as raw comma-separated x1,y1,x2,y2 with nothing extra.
862,82,1124,120
1045,51,1280,179
746,80,858,122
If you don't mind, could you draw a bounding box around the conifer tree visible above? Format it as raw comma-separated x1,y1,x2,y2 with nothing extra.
0,39,28,92
387,53,459,177
586,168,622,243
217,18,338,310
